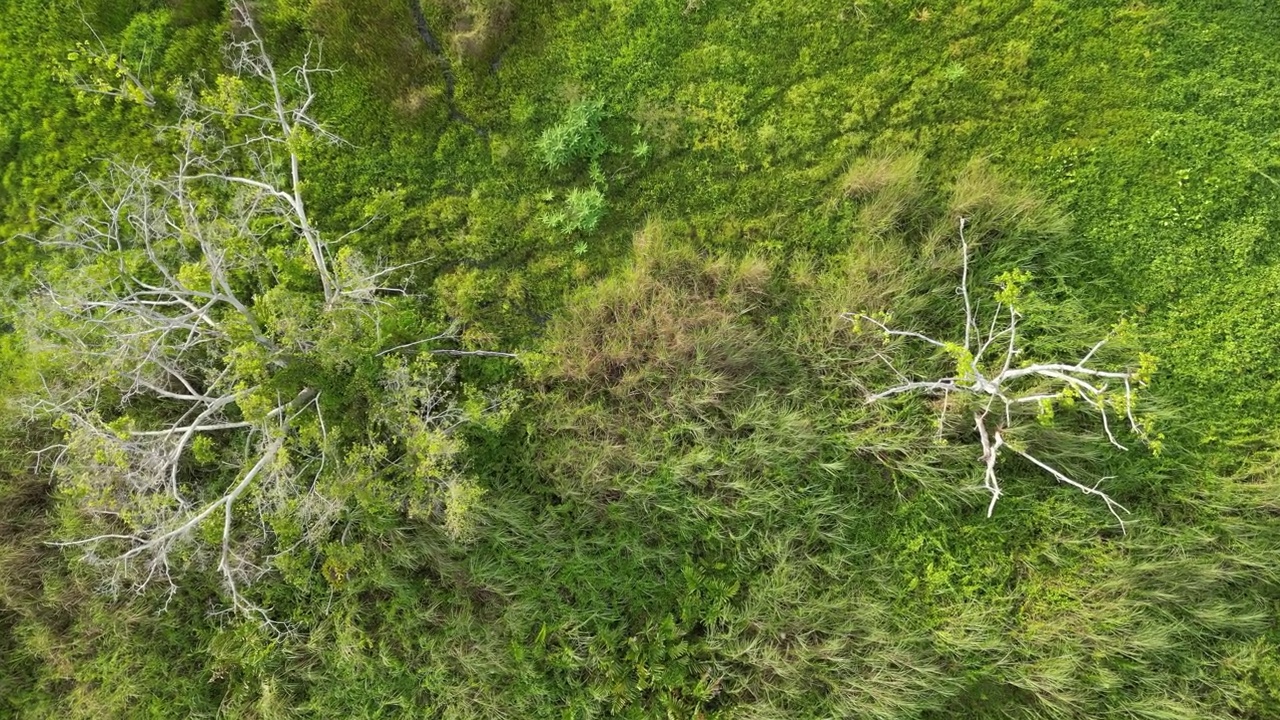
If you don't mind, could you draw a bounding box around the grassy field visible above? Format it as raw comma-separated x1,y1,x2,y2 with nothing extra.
2,0,1279,717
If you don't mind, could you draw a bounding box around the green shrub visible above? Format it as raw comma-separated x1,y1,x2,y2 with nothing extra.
535,98,607,169
542,186,606,236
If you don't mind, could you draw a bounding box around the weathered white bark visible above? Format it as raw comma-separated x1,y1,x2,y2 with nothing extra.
27,2,511,624
846,218,1147,530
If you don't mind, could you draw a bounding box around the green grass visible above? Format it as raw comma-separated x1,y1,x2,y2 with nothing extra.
2,0,1280,717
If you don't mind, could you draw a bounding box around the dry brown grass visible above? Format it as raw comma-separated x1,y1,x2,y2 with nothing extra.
841,151,923,200
308,0,435,103
447,0,514,62
542,220,771,401
948,157,1070,239
840,151,927,237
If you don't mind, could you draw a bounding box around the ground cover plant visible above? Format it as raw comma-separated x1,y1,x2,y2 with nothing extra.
1,0,1279,718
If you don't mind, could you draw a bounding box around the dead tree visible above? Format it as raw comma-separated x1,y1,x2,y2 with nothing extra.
24,1,486,626
27,155,332,623
846,218,1153,530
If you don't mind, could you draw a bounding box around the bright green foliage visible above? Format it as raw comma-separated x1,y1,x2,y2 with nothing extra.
3,0,1280,718
54,9,172,107
536,98,608,169
543,186,607,236
992,268,1032,308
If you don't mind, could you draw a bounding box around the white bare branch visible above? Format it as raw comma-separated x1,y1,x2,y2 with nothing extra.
375,320,519,359
851,313,949,350
974,411,1003,518
25,2,510,625
959,217,974,350
848,218,1151,530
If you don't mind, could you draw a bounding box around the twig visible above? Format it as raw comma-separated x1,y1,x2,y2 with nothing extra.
853,217,1143,529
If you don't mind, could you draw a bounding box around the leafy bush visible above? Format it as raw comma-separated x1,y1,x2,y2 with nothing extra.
535,98,607,169
542,186,607,236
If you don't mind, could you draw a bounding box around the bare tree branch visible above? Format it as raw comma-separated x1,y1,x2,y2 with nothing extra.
24,2,511,626
844,218,1151,530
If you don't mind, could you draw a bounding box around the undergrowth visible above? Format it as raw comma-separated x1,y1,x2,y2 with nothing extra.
2,0,1279,718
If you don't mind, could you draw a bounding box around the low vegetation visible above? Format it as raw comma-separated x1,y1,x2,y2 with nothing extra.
1,0,1278,718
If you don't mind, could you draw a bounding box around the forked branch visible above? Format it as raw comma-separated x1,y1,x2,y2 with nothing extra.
29,2,509,626
844,218,1150,530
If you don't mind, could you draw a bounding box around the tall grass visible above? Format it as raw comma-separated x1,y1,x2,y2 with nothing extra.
4,147,1277,716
